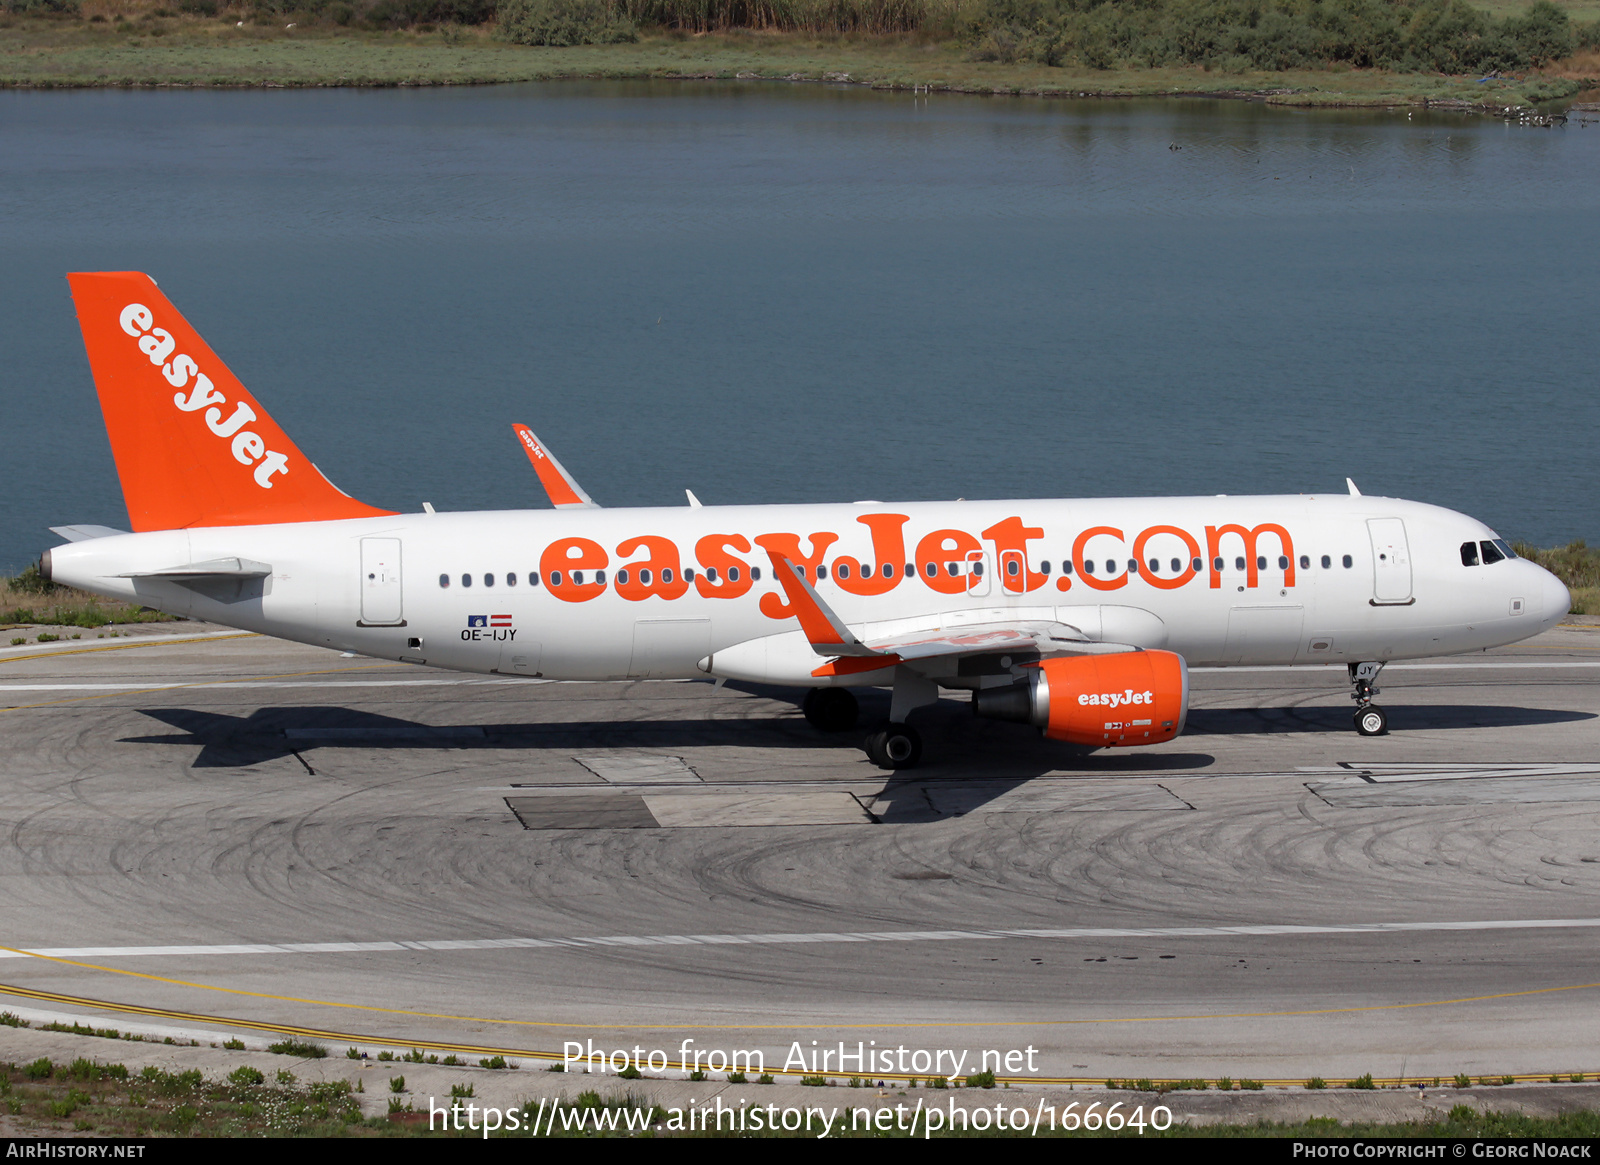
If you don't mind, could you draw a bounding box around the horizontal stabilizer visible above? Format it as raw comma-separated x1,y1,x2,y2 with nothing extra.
49,525,130,543
513,424,599,509
117,557,273,579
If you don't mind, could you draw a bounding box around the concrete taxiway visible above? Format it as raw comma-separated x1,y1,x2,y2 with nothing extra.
2,622,1599,1086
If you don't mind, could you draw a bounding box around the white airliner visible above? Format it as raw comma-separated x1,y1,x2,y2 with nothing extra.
41,272,1570,769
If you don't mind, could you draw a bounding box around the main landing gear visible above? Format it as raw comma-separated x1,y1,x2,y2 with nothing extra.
803,668,937,771
865,722,922,770
1349,661,1388,736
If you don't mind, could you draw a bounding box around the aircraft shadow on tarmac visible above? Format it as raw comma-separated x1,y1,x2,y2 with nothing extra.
1186,705,1595,735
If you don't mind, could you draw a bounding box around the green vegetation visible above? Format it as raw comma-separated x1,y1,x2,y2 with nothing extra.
0,567,178,632
1516,540,1600,615
267,1039,328,1059
0,0,1592,105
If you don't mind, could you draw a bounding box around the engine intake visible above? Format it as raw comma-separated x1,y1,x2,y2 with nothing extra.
972,650,1189,747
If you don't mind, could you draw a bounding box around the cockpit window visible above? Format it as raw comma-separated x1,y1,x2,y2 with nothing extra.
1460,541,1480,567
1493,538,1517,560
1480,540,1505,565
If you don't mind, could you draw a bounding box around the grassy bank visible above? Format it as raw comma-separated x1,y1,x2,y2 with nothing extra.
0,5,1595,104
0,565,177,638
5,1046,1600,1136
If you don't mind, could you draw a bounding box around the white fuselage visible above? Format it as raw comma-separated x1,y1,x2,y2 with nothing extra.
46,494,1569,686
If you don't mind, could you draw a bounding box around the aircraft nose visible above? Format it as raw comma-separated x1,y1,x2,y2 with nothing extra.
1537,564,1571,630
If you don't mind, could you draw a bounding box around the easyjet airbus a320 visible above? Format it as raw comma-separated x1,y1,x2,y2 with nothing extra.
40,273,1571,769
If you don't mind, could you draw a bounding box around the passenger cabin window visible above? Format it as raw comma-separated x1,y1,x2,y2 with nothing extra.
1342,555,1353,568
1213,557,1224,572
925,563,938,578
1299,555,1310,569
753,567,763,580
972,561,984,576
1006,560,1019,577
617,570,630,585
1321,555,1331,569
1480,540,1505,565
439,573,449,588
1192,558,1203,572
1151,559,1162,573
837,563,851,579
1256,556,1267,571
572,571,584,585
1278,556,1289,570
1039,561,1051,576
530,572,540,587
1461,541,1480,567
550,571,563,586
662,568,675,584
1084,560,1096,575
1062,560,1073,575
1105,560,1116,574
461,573,472,588
484,573,495,587
1235,557,1246,572
705,567,718,582
508,573,517,587
1128,560,1139,574
682,568,694,582
728,566,741,582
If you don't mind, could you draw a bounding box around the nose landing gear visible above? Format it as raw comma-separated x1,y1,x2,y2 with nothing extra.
1349,661,1388,735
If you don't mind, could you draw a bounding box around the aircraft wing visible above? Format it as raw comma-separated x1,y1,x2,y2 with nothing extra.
764,549,1141,678
512,424,599,509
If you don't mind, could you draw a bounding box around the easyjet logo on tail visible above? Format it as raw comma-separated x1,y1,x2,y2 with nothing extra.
119,302,290,490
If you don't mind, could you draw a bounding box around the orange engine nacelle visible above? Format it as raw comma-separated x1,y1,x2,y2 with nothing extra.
971,650,1189,747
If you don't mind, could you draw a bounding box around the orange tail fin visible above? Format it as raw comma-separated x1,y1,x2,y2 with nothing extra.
68,271,394,532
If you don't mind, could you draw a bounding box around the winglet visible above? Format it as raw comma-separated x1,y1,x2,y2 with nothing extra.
1346,477,1362,497
764,551,881,658
513,424,599,509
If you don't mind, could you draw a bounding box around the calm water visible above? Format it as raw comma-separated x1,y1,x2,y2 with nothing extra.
2,84,1596,574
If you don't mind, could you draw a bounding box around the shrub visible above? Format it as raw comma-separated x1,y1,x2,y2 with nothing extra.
479,1056,508,1069
1306,1077,1327,1089
494,0,637,45
267,1039,326,1059
1454,1074,1472,1088
228,1066,265,1085
223,1039,246,1051
727,1071,747,1083
1240,1079,1264,1090
1347,1073,1375,1089
758,1073,774,1084
967,1070,997,1088
25,1058,53,1080
389,1076,406,1093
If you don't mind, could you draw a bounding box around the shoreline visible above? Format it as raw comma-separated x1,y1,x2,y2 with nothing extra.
1,24,1595,109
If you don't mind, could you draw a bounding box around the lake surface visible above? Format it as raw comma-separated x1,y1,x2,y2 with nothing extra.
1,83,1596,574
